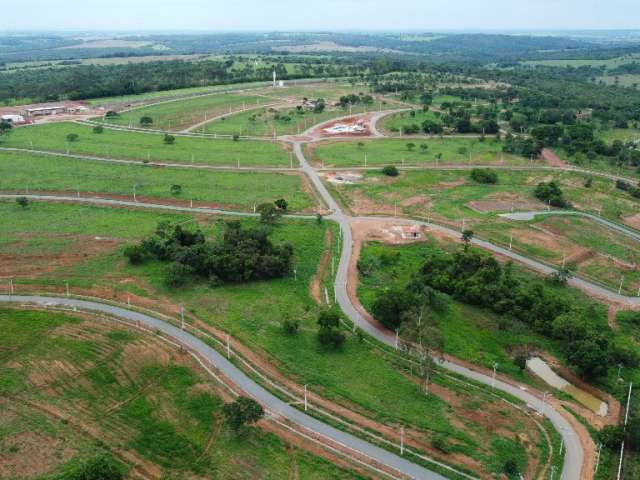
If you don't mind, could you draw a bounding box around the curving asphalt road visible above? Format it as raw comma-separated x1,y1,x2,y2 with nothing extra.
0,294,447,480
1,108,601,479
291,139,586,480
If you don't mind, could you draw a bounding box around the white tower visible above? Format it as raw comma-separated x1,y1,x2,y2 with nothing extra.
273,69,277,88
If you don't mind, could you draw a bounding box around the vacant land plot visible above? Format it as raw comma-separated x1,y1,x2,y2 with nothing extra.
202,104,372,137
380,109,442,134
0,151,316,212
597,128,640,143
0,308,357,480
327,168,640,293
308,138,526,168
2,123,292,167
326,168,640,221
259,83,368,102
0,201,549,478
102,92,272,131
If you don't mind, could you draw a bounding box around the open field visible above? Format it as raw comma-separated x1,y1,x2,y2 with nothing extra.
308,138,527,168
0,200,551,478
523,54,640,69
257,83,369,102
0,307,359,480
0,151,316,212
326,168,640,293
598,74,640,88
1,123,292,167
597,128,640,143
380,109,442,134
202,104,374,137
100,92,272,131
324,168,640,222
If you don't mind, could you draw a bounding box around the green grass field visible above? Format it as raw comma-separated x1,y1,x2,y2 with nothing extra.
0,308,360,480
380,109,442,134
201,104,372,137
1,122,292,167
308,138,525,168
597,127,640,143
101,92,272,131
326,168,640,222
0,200,549,478
523,53,640,70
0,151,315,212
87,80,272,107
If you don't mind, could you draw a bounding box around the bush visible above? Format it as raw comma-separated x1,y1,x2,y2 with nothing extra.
165,262,193,288
104,110,119,117
139,116,153,127
223,397,264,432
123,244,147,264
16,196,29,208
92,125,104,134
317,309,345,349
534,181,570,208
66,133,79,142
282,317,300,336
382,165,399,177
431,435,451,454
66,454,125,480
163,133,175,145
470,168,498,184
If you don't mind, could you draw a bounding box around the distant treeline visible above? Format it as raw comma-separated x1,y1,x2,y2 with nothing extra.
0,58,368,104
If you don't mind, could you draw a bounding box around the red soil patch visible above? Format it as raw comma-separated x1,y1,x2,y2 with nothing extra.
540,148,568,167
0,431,76,479
622,213,640,230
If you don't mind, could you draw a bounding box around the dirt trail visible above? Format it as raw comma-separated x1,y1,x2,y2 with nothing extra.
310,228,334,304
541,148,568,168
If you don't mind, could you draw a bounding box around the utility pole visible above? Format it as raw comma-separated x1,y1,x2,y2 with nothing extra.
9,278,14,295
595,443,602,474
226,334,231,359
400,426,405,455
65,281,69,297
304,384,308,411
492,363,498,389
624,382,633,426
180,304,185,329
509,234,513,250
619,275,625,295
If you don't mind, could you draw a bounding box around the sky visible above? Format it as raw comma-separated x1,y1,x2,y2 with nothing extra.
2,0,640,31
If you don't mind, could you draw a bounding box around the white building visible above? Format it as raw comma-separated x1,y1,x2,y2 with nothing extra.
1,114,25,124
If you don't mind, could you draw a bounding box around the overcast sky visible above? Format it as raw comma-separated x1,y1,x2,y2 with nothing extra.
3,0,640,31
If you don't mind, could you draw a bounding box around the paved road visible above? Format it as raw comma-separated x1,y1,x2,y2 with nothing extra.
0,194,319,220
0,294,446,480
500,210,640,242
291,140,586,480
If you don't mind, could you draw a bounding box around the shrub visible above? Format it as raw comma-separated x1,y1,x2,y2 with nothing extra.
16,196,29,208
139,116,153,127
223,397,264,432
282,317,300,336
470,168,498,184
92,125,104,134
317,309,345,349
123,244,147,264
66,133,79,142
382,165,399,177
67,454,125,480
163,133,175,145
170,184,182,196
534,181,570,208
104,110,119,117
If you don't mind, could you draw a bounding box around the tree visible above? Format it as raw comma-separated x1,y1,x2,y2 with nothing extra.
232,133,240,141
92,125,104,134
123,244,147,264
257,202,280,224
0,121,13,136
170,184,182,196
16,196,28,208
382,165,399,177
274,198,288,211
420,143,429,154
406,142,416,152
316,213,323,225
66,133,79,142
281,314,300,335
461,229,474,244
163,133,176,145
470,168,498,184
317,309,345,349
223,397,264,432
514,352,528,371
503,459,519,477
139,116,153,127
401,305,444,395
599,425,624,449
357,142,365,149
